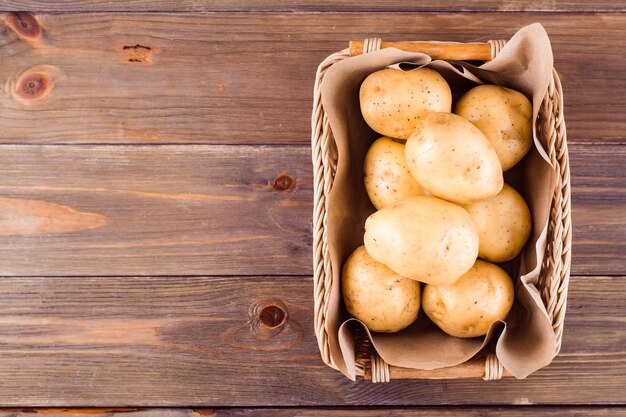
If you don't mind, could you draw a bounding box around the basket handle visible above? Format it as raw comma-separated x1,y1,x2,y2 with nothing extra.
364,354,511,382
349,39,506,60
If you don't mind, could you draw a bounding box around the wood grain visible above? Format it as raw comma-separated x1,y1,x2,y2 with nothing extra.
569,143,626,275
0,275,623,406
0,407,623,417
0,1,624,12
0,7,623,410
0,197,107,236
0,13,624,144
0,145,313,276
0,143,622,276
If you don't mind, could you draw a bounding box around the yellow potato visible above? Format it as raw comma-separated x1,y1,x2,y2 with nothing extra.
455,85,533,170
422,260,514,338
463,184,532,262
364,137,429,209
364,196,478,286
405,112,503,204
360,67,452,139
342,246,421,333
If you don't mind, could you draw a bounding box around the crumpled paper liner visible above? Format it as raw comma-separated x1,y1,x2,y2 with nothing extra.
319,23,558,380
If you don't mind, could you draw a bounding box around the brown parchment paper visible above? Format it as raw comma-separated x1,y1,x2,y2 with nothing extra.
319,23,558,380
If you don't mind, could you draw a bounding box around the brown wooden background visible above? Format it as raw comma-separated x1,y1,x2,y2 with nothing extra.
0,0,625,415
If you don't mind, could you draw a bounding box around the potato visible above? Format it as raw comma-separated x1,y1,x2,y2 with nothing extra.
364,196,478,286
342,246,421,333
462,184,532,262
360,68,452,139
364,137,429,209
455,85,533,170
422,260,514,338
405,112,503,204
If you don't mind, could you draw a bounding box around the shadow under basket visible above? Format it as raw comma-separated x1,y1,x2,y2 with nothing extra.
310,38,572,382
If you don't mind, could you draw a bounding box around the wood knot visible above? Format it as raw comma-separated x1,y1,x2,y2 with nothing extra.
121,44,155,64
271,173,295,192
5,12,43,42
259,305,286,328
10,65,64,105
16,71,50,100
249,299,288,339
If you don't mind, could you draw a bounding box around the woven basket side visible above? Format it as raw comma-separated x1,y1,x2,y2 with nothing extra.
537,69,572,353
311,49,350,369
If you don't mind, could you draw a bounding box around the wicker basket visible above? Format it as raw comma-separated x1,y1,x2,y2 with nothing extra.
311,38,572,381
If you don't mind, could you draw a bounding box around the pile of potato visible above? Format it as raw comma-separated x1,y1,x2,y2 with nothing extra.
342,67,533,338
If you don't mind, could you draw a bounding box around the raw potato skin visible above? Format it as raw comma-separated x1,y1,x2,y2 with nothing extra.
455,85,533,171
422,260,514,338
360,67,452,139
364,196,479,286
364,137,429,209
463,183,532,263
405,112,504,204
342,246,421,333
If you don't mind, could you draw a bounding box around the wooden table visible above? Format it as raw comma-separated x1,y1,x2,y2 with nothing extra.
0,1,624,415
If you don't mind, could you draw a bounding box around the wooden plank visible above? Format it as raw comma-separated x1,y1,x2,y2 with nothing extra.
570,143,626,276
0,145,313,276
0,1,624,12
214,408,626,417
0,142,623,276
0,13,624,144
0,411,152,416
0,275,623,406
0,407,623,417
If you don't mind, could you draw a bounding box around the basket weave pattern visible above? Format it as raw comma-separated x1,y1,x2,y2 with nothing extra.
310,41,571,381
